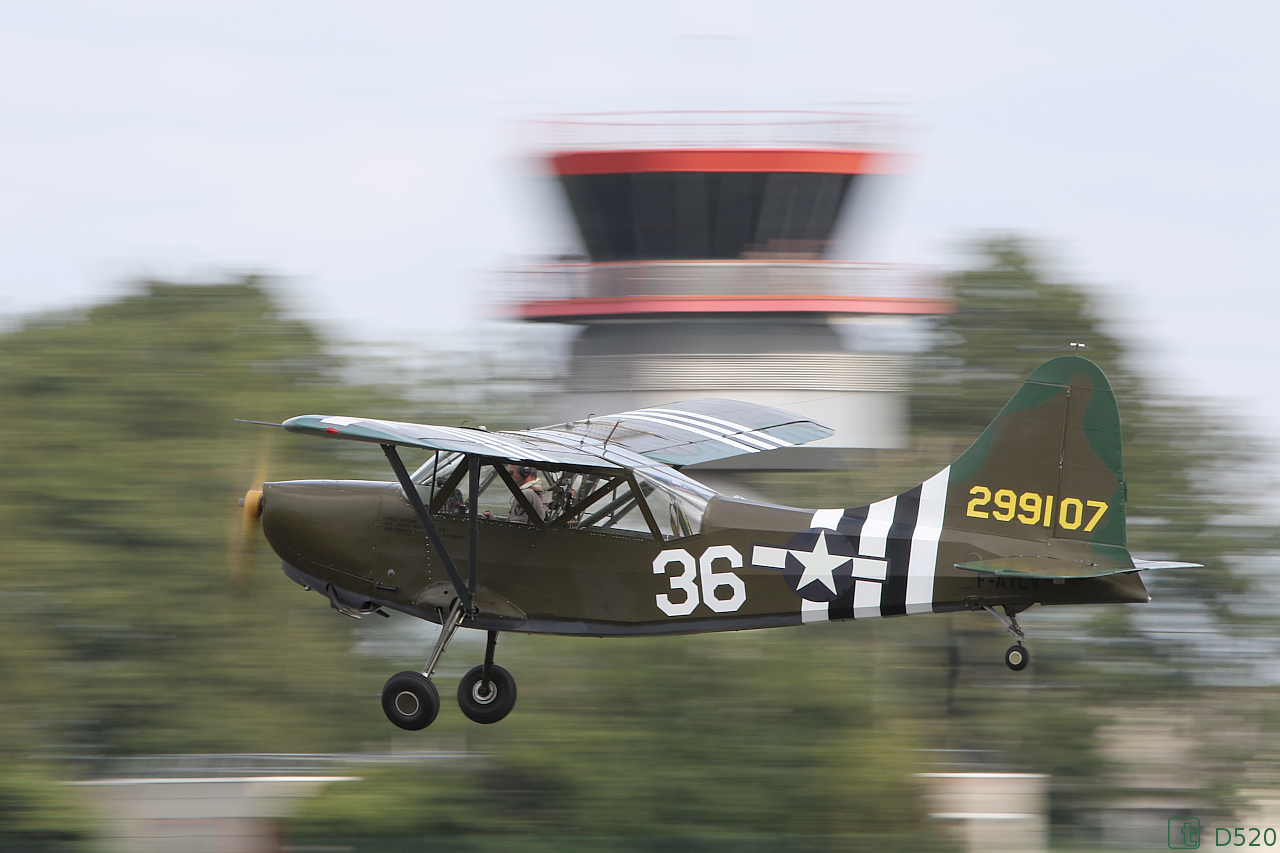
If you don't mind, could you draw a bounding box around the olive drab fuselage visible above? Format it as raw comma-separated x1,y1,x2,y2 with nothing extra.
262,478,1149,638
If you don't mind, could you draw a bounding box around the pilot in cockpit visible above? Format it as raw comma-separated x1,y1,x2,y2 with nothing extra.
506,465,547,524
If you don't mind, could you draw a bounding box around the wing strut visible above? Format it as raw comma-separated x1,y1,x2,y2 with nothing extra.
467,455,480,600
382,444,477,616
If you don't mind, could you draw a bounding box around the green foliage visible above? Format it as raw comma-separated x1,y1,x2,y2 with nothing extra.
0,279,958,849
0,761,93,851
912,238,1124,434
0,279,395,758
0,279,409,843
916,235,1271,615
752,236,1277,839
290,628,958,851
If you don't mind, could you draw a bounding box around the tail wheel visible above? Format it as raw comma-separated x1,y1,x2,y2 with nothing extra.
457,664,517,724
382,671,440,730
1005,644,1029,672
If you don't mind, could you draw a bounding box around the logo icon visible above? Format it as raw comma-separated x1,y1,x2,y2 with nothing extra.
1169,816,1200,849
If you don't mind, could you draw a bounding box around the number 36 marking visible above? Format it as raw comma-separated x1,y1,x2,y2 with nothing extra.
653,546,747,616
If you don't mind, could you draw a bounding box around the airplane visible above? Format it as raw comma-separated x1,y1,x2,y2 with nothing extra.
240,355,1200,730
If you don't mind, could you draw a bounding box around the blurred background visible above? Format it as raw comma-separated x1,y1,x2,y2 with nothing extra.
1,3,1278,852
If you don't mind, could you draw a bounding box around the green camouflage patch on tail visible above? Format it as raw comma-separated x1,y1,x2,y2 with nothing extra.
948,356,1125,548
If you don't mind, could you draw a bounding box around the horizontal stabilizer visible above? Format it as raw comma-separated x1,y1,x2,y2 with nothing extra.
958,555,1203,579
1132,559,1203,570
957,556,1135,579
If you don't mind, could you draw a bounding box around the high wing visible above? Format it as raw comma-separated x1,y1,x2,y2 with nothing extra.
280,415,628,470
280,399,833,469
531,399,834,466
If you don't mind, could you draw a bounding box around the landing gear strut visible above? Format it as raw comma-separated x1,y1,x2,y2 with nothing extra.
379,600,520,729
984,605,1030,671
457,630,517,724
377,442,521,729
381,597,466,731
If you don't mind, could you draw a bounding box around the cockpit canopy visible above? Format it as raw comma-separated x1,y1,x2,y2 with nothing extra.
411,452,715,540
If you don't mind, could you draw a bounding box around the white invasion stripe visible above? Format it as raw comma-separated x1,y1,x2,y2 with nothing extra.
640,408,791,449
853,579,882,619
431,426,556,462
811,508,844,530
615,410,769,450
319,418,555,462
636,409,779,450
437,427,539,459
743,429,791,448
472,434,556,462
801,598,829,623
610,413,758,453
540,436,651,469
906,466,950,615
745,429,791,448
859,496,897,559
751,545,788,569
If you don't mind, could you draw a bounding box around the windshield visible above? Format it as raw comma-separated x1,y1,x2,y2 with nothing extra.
634,466,715,535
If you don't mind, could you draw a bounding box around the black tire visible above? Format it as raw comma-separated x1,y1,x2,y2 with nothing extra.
1005,644,1029,672
382,671,440,730
457,664,517,724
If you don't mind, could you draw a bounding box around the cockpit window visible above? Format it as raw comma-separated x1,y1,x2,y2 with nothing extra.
636,466,714,535
410,452,712,540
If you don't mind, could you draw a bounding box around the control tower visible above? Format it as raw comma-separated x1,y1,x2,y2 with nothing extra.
506,112,950,469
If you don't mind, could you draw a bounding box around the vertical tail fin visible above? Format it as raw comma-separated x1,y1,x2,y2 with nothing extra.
948,355,1125,547
797,356,1132,622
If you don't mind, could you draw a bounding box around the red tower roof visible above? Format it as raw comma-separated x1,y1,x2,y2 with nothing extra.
504,111,946,323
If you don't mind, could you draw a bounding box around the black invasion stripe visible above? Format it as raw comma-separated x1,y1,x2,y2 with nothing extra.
880,485,922,617
837,504,869,540
829,505,870,621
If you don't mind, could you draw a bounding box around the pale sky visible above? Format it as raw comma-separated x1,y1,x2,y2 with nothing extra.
2,2,1277,462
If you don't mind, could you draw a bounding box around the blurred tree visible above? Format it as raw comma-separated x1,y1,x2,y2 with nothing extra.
914,235,1267,626
909,235,1278,835
289,629,958,852
6,254,1272,851
743,235,1278,843
0,278,408,845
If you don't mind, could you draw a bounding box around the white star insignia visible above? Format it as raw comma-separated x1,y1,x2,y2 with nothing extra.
792,533,852,595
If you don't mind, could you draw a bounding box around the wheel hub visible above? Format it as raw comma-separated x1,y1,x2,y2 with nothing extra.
471,681,497,705
394,690,421,716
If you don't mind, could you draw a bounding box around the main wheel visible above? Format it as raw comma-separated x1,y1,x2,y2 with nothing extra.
382,671,440,730
457,664,517,724
1005,644,1029,672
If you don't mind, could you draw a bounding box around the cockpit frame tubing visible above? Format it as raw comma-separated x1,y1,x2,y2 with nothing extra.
491,461,548,529
382,443,477,616
428,460,470,515
545,475,627,529
628,472,664,540
467,455,480,598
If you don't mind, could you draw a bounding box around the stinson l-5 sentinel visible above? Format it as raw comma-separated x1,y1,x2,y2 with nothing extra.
240,356,1198,730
